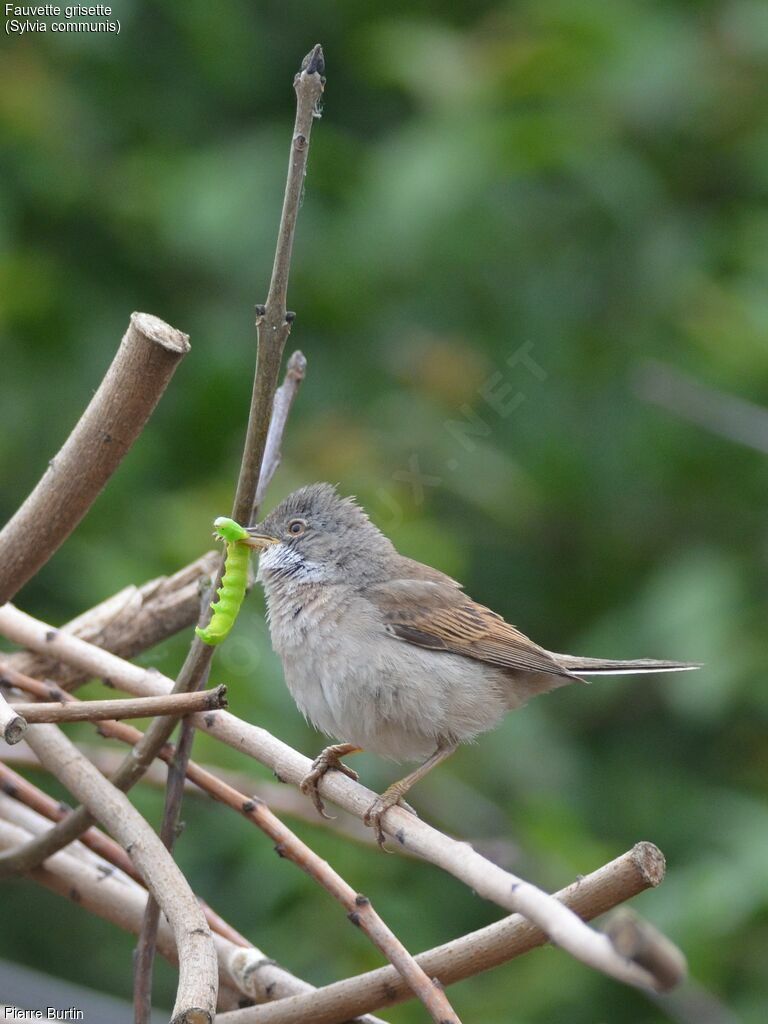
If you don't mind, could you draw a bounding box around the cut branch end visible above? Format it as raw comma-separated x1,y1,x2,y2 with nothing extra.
631,841,666,889
1,711,27,746
130,312,190,355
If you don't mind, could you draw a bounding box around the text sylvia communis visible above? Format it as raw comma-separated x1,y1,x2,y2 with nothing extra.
245,483,699,844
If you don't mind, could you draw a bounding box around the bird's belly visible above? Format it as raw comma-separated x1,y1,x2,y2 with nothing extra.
276,620,509,763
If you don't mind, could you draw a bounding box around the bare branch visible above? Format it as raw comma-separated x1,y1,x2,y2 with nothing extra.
633,359,768,454
3,735,378,848
606,909,687,992
2,551,219,690
197,709,670,991
0,604,681,992
19,723,218,1024
129,47,323,1015
1,665,236,986
0,690,26,744
233,46,324,525
215,843,665,1024
0,623,212,879
0,313,190,606
253,350,307,515
3,661,459,1020
118,55,324,1011
36,578,214,948
0,758,249,950
0,324,310,875
0,798,664,1024
0,353,308,697
0,759,138,875
152,742,462,1022
647,978,742,1024
2,669,377,848
0,810,384,1022
0,816,251,998
133,570,215,1022
8,686,227,724
134,706,201,1023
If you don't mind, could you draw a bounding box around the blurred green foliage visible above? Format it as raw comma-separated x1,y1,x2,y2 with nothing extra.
1,1,767,1021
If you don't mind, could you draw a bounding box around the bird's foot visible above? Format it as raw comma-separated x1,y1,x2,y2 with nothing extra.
300,743,361,819
364,786,417,849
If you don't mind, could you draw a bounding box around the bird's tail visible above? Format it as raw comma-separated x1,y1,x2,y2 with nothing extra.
549,653,701,676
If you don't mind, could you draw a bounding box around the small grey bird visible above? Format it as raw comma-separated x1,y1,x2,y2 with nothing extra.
245,483,698,843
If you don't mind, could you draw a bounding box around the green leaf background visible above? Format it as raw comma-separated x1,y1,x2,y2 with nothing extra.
1,1,767,1020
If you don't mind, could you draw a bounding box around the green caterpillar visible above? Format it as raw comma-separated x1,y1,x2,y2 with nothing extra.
195,516,251,646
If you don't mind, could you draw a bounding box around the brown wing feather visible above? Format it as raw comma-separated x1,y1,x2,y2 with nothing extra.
364,575,577,680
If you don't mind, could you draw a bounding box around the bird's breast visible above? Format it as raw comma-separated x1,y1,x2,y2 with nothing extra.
264,583,386,743
263,580,349,650
261,581,511,762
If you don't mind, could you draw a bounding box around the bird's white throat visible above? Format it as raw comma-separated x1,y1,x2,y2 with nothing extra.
256,542,326,586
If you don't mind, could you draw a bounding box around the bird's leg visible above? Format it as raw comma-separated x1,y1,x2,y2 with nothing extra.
364,742,458,847
300,743,363,819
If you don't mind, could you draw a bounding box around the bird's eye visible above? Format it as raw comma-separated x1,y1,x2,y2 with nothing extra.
287,519,306,536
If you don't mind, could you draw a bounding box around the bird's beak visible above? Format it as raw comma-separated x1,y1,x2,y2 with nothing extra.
241,529,280,550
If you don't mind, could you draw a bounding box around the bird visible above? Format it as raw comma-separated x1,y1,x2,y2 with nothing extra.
243,483,699,844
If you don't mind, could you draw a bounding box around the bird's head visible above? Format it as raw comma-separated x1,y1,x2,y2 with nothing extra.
245,483,394,585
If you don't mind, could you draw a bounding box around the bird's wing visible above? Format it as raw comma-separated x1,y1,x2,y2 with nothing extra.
363,577,578,679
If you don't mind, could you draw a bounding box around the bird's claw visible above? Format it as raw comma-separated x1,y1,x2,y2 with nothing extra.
363,799,390,848
364,791,417,849
300,750,359,819
300,772,334,819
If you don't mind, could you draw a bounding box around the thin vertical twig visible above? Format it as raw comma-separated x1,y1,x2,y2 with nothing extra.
20,724,218,1024
0,287,316,877
233,45,324,525
0,650,212,878
0,811,385,1021
0,757,250,950
133,703,202,1022
132,738,463,1023
253,350,307,514
132,46,324,1022
2,663,462,1020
